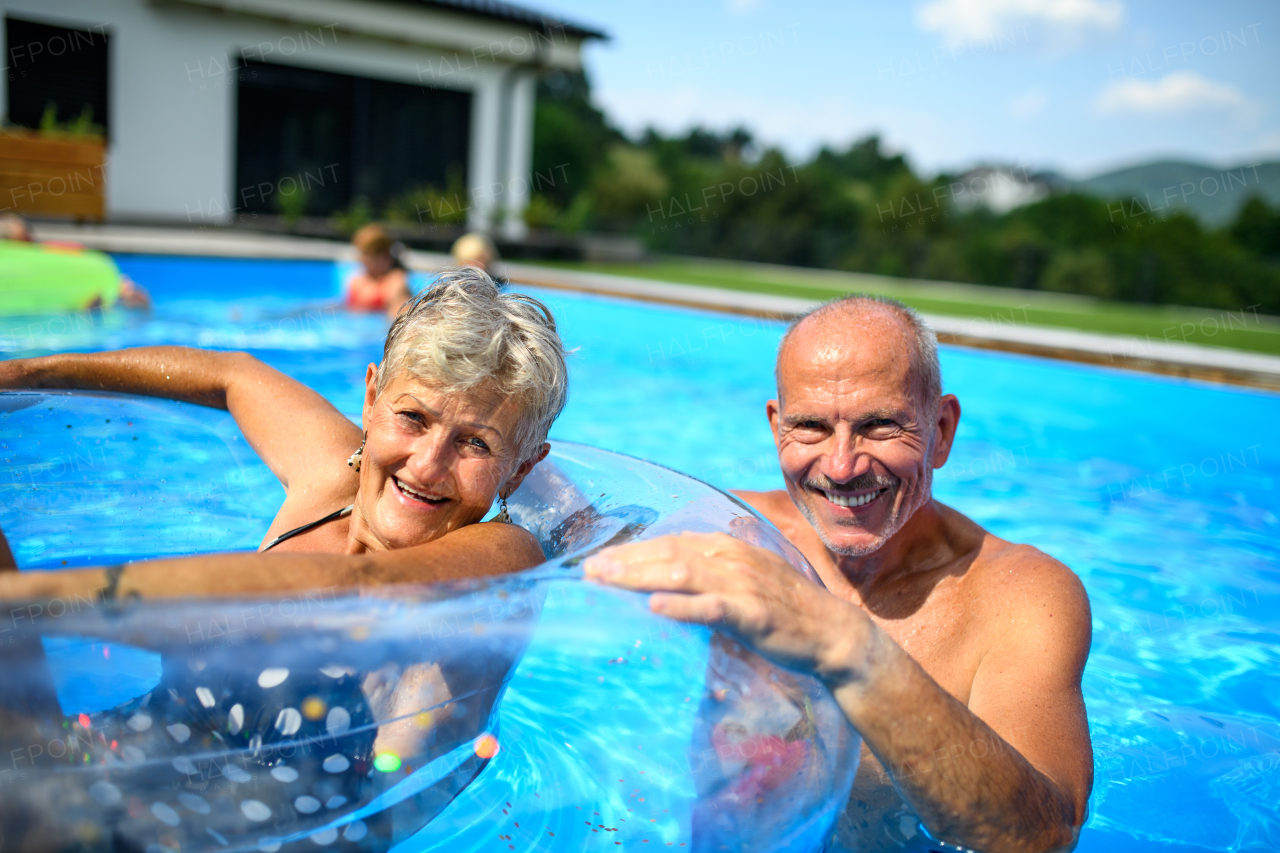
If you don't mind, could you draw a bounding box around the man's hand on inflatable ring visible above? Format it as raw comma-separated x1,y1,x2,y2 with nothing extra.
584,532,874,685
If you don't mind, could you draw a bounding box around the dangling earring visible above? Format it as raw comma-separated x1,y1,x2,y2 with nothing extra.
347,432,367,472
494,495,511,524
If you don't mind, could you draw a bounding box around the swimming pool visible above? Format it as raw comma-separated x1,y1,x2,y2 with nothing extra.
2,254,1278,852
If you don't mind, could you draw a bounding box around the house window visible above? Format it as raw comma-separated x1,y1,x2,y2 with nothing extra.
5,16,110,138
236,60,471,217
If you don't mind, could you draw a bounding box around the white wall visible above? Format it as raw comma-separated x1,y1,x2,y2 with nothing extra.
499,69,537,240
0,0,589,228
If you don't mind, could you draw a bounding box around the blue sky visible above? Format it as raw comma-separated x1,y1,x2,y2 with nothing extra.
538,0,1280,178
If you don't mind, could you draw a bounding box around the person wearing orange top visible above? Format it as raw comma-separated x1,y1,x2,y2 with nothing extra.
346,223,412,318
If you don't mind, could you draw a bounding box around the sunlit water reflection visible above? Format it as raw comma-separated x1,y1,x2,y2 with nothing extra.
0,255,1276,851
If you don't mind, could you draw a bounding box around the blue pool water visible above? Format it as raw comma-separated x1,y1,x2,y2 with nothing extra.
2,255,1278,851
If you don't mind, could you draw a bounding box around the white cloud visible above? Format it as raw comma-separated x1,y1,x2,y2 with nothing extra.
1009,89,1048,118
1254,131,1280,155
916,0,1124,53
725,0,766,14
1094,71,1249,115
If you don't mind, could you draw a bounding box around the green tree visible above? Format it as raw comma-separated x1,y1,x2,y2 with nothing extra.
529,72,1280,314
1041,249,1116,298
1229,196,1280,258
531,70,623,217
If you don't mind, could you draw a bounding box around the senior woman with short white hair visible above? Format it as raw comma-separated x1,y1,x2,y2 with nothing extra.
0,268,572,848
0,266,568,597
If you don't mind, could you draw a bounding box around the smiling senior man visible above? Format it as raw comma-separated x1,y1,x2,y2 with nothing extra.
585,295,1093,852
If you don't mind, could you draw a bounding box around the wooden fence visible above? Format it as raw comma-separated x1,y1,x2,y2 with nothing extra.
0,130,105,221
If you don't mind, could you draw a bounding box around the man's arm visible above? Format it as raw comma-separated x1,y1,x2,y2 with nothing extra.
0,347,361,490
584,533,1091,853
832,562,1091,850
0,521,545,603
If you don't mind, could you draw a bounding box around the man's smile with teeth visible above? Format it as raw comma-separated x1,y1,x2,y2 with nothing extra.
821,487,887,508
393,476,449,504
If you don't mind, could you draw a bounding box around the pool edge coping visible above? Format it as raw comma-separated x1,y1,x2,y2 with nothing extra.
503,263,1280,394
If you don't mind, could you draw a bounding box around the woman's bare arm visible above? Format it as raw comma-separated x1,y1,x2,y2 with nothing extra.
0,521,545,603
0,347,361,490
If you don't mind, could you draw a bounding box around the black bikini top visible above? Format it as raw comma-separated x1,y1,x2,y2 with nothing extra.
260,505,353,552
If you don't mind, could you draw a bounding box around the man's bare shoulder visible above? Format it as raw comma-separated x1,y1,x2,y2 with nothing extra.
933,501,1086,618
732,489,794,520
733,489,813,541
967,531,1092,652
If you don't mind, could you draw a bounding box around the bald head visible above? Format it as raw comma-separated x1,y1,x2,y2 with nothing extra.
777,295,941,417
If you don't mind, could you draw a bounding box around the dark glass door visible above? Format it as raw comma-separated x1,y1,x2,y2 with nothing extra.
5,16,110,138
236,60,471,216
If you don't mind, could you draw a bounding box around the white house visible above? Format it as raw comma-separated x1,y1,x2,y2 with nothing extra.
0,0,604,238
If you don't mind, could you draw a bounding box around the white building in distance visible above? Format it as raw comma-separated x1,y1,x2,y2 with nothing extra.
0,0,604,238
949,166,1051,215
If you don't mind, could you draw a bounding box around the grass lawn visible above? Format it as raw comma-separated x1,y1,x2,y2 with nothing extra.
531,256,1280,356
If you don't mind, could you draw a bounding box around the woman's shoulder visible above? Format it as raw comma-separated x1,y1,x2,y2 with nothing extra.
354,520,545,585
389,520,547,581
476,520,546,567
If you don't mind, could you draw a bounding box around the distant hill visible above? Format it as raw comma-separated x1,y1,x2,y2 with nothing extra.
1071,160,1280,228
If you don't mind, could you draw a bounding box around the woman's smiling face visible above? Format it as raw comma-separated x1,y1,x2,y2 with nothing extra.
353,365,537,550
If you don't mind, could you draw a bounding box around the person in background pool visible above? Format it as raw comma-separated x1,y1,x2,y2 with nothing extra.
0,212,152,309
0,211,33,242
346,223,412,317
587,295,1092,853
451,231,498,274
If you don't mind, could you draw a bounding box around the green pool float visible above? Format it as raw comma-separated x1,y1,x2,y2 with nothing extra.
0,239,121,314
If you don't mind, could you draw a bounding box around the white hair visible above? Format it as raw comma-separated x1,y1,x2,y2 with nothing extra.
377,266,568,458
779,293,941,415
